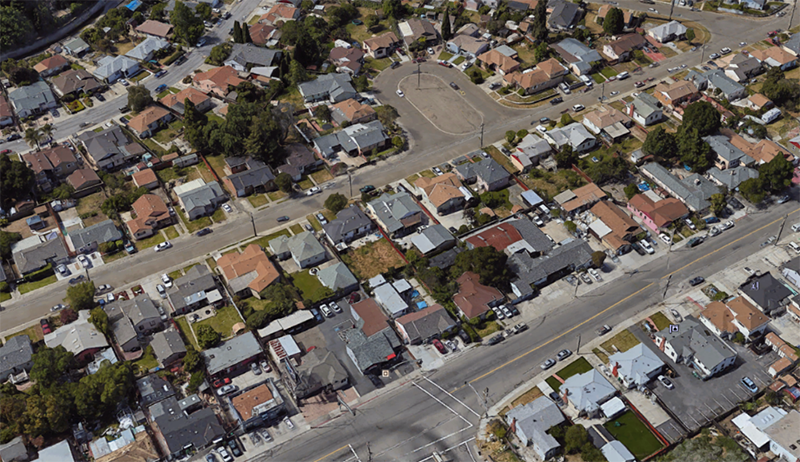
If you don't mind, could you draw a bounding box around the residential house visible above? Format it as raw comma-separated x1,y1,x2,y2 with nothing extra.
33,55,70,77
446,34,490,58
363,32,400,59
0,335,34,383
762,410,800,462
704,69,747,100
453,271,503,320
331,98,376,125
132,168,159,190
783,33,800,57
259,4,300,24
724,54,763,82
150,328,186,367
602,33,646,62
700,296,770,340
316,262,358,294
454,158,510,192
581,106,632,140
135,20,173,38
738,272,793,316
555,183,607,215
588,201,641,255
224,44,282,72
63,37,90,56
329,47,365,75
106,294,162,343
150,398,223,457
544,122,598,152
750,47,798,71
505,397,565,460
70,219,123,254
513,134,553,172
217,244,280,299
726,131,794,165
741,0,766,9
561,369,616,418
551,38,603,75
160,87,213,114
602,441,636,462
11,234,69,275
126,194,174,240
548,0,583,30
640,162,720,212
323,205,375,246
126,36,170,62
508,237,594,297
746,93,773,111
704,134,754,169
22,145,78,192
625,93,663,126
286,347,349,399
312,120,389,158
398,18,438,46
77,125,144,171
276,144,322,182
654,316,737,379
44,310,109,362
51,69,103,98
367,192,426,237
7,82,58,118
503,67,560,95
414,173,467,215
627,193,689,232
653,80,699,108
0,94,13,127
477,47,520,75
229,380,285,430
268,231,327,268
465,217,553,255
394,304,455,344
38,441,75,462
0,437,29,462
193,66,245,97
346,298,401,374
67,168,103,197
608,343,665,388
202,332,262,377
647,20,687,43
93,55,140,83
373,280,412,318
127,106,174,138
249,23,278,47
222,158,276,197
166,265,222,315
174,179,227,220
411,224,456,255
706,165,759,189
298,73,357,103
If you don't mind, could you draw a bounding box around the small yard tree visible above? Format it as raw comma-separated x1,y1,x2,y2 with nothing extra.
591,251,606,268
89,307,108,336
624,183,639,200
68,281,97,311
127,85,153,113
275,172,293,193
324,193,348,213
196,325,221,349
505,130,516,143
603,7,624,35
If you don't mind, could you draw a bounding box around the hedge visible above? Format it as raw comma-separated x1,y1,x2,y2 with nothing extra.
24,263,55,282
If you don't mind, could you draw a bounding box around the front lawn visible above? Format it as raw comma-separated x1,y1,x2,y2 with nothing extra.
340,238,405,280
650,311,671,331
600,67,619,78
164,226,179,240
211,208,226,223
291,269,328,302
600,329,641,354
267,190,287,202
364,57,392,72
18,275,58,294
254,229,292,250
248,194,269,208
592,73,606,84
136,231,166,250
0,292,11,303
175,316,199,350
604,411,664,459
289,224,303,235
475,320,502,338
5,324,43,343
554,357,593,382
297,176,314,190
438,51,454,61
192,305,243,340
310,169,333,184
484,145,518,173
178,209,212,233
129,70,151,83
453,56,465,65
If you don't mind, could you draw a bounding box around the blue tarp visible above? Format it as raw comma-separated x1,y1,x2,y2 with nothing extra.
410,290,420,298
637,183,650,191
126,0,141,11
416,301,427,310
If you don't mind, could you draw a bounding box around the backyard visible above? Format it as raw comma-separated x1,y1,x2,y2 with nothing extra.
604,411,664,459
291,269,328,302
192,305,243,340
340,238,406,280
76,192,109,227
175,316,199,350
524,168,587,200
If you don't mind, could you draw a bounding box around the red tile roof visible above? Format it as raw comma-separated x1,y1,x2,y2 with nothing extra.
465,223,523,251
453,271,503,319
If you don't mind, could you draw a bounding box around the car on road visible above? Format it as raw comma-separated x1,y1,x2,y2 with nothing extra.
658,375,674,389
550,97,563,105
97,284,112,293
69,275,85,285
609,91,619,96
596,324,611,336
432,338,447,354
223,11,232,19
218,384,238,396
487,335,504,345
689,276,705,286
741,376,758,393
541,358,556,370
557,349,572,360
155,84,167,93
155,70,167,78
572,104,585,112
438,60,451,68
396,89,404,97
709,52,720,59
390,61,401,69
720,47,732,54
659,233,671,244
739,41,747,47
686,236,703,248
155,241,172,252
360,185,375,194
197,227,213,236
639,240,655,254
51,304,65,312
777,194,791,204
161,274,173,288
539,117,550,124
196,38,207,47
277,216,290,222
306,186,321,196
449,81,459,90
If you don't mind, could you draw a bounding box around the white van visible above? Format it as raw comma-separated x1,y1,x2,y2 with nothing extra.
792,223,800,232
790,242,800,254
617,71,630,80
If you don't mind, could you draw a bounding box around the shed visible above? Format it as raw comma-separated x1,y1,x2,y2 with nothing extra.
600,396,626,419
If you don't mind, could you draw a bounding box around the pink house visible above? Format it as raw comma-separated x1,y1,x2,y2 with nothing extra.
627,193,689,233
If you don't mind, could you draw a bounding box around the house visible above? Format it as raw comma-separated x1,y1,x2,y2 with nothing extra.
640,162,720,212
44,310,109,362
330,99,376,125
67,168,103,197
70,219,123,254
150,328,186,367
132,168,159,190
741,0,766,9
561,369,616,417
77,125,144,171
750,47,798,71
363,32,400,59
93,55,140,83
700,297,769,340
0,335,34,383
150,398,223,457
126,194,174,240
160,87,213,114
454,158,510,192
647,20,687,43
202,332,262,377
505,397,566,460
373,280,411,318
38,441,75,462
366,192,426,237
608,343,664,388
555,183,607,215
411,225,456,255
298,73,357,104
588,201,641,254
763,410,800,462
11,234,69,275
22,145,78,191
504,67,560,95
0,437,29,462
653,80,699,107
601,441,636,462
738,272,793,316
135,20,173,38
317,262,358,293
581,106,632,139
706,165,759,189
398,18,438,46
395,304,455,344
166,265,222,315
33,55,70,77
548,0,583,30
286,347,349,399
724,54,763,82
625,93,663,126
230,380,285,430
414,173,467,215
704,134,754,170
627,193,688,232
8,82,58,118
174,179,227,220
453,271,503,319
111,294,162,337
544,122,598,152
465,217,553,255
51,70,104,99
602,33,646,62
704,69,747,100
329,47,365,75
277,144,322,182
783,33,800,57
0,94,13,127
446,34,490,59
346,298,401,374
259,4,300,24
224,44,282,72
350,298,392,338
654,316,737,379
726,132,794,165
127,106,174,138
764,333,800,364
551,38,603,75
477,48,520,75
217,244,280,299
746,93,773,111
126,36,170,62
268,231,327,268
193,66,245,97
513,134,553,172
63,37,90,56
323,205,375,246
248,23,278,47
222,158,276,197
312,120,389,158
509,236,594,297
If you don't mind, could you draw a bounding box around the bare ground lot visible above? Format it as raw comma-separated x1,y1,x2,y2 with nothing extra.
398,73,484,135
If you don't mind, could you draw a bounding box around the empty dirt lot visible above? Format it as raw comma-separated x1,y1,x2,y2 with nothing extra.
398,73,484,135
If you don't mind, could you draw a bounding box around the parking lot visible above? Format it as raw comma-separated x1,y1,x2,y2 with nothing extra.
397,73,484,136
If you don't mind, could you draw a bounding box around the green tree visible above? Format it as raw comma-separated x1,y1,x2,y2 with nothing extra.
169,0,204,46
150,2,167,20
315,104,331,122
532,0,547,42
761,67,800,110
709,193,726,216
738,177,766,204
759,151,794,192
591,251,606,268
365,14,379,30
603,7,624,35
195,2,211,20
68,281,97,311
375,105,399,127
560,113,575,125
196,325,221,349
685,28,695,42
30,346,74,387
451,246,512,289
243,23,252,43
325,193,349,213
51,183,75,200
564,425,590,454
678,127,714,172
276,172,293,193
293,24,322,66
555,145,578,169
89,307,109,336
353,74,369,92
642,126,677,160
441,8,452,40
383,0,404,19
184,99,209,151
466,67,484,84
233,20,243,43
127,85,153,113
289,58,308,87
244,111,283,165
183,346,201,372
682,100,721,136
73,361,133,420
505,130,516,143
187,371,205,392
624,183,639,200
0,156,34,210
516,129,528,140
24,127,43,150
534,42,550,62
0,231,22,260
0,5,35,49
392,136,404,148
327,3,359,28
207,42,232,65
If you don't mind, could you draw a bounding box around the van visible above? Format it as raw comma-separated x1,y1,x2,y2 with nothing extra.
617,71,630,80
792,223,800,232
790,242,800,254
538,204,550,215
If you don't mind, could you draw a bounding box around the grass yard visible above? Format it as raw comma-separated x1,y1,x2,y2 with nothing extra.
554,357,593,382
453,56,465,65
211,208,226,223
136,232,166,249
475,320,502,338
306,214,323,231
545,376,563,392
601,329,641,354
102,251,127,264
438,51,454,61
114,40,136,56
289,224,303,235
140,138,166,156
129,70,151,83
207,113,226,125
178,209,212,233
156,166,182,183
248,194,269,208
205,154,227,177
76,192,109,226
650,311,671,331
175,316,199,350
405,173,421,184
660,46,677,58
340,238,405,280
206,257,217,271
593,347,609,364
364,57,392,72
164,226,179,240
484,145,518,173
291,270,327,302
480,188,512,211
182,263,199,274
310,169,333,184
193,305,243,340
592,72,606,84
419,169,436,179
278,86,305,107
168,269,183,280
253,229,291,249
600,67,619,78
18,275,57,294
297,176,314,190
247,14,259,25
524,169,587,199
133,346,158,373
0,292,11,303
604,411,664,459
512,43,537,65
267,190,287,201
5,324,43,343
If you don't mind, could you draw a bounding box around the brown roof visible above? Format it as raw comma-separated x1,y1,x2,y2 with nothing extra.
465,222,523,251
67,168,101,190
231,384,274,421
583,106,631,130
536,58,566,78
193,66,245,91
217,244,280,293
51,69,103,95
562,183,607,212
770,357,793,374
160,87,210,109
702,301,736,334
605,33,646,56
249,23,276,46
415,173,464,208
654,80,698,103
748,93,771,109
95,431,159,462
789,302,800,319
260,4,299,23
128,106,170,134
590,201,640,248
132,194,169,219
478,49,520,74
44,145,76,168
0,94,11,119
628,194,688,228
351,298,389,337
331,98,375,122
23,151,53,174
453,272,503,319
132,168,158,187
33,55,69,73
136,20,172,37
751,47,797,65
727,132,794,165
505,69,550,89
329,47,365,63
364,32,399,51
396,303,447,326
726,297,768,330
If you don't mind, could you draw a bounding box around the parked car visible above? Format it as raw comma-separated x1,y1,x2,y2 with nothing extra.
658,375,674,389
686,236,703,248
684,218,696,230
639,240,654,254
260,359,271,373
250,362,262,375
540,358,556,370
557,349,572,361
320,304,333,317
487,335,504,345
161,274,173,288
155,70,167,78
217,447,232,462
741,376,758,393
492,306,505,320
390,61,401,69
106,292,115,302
155,241,172,252
97,284,112,293
57,264,69,276
728,197,744,210
588,268,602,281
432,338,447,354
78,254,90,268
156,284,167,298
306,186,321,196
596,324,611,336
283,417,295,429
631,241,646,256
572,104,585,112
689,276,705,286
227,440,242,457
360,185,376,194
580,272,593,284
277,216,290,222
659,233,672,244
501,305,513,318
532,215,545,226
218,384,238,395
368,374,384,388
197,227,213,236
704,216,720,224
550,97,563,105
330,301,342,313
258,428,272,443
51,304,65,312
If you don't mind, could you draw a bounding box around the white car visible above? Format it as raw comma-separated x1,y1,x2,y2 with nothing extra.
78,255,90,268
161,274,173,288
659,233,672,244
492,306,505,320
106,293,115,303
432,167,443,176
427,47,434,55
396,89,405,97
572,104,585,112
609,91,620,96
720,220,734,231
57,264,69,276
684,218,696,230
306,186,321,196
222,203,232,212
51,304,65,312
658,375,674,389
536,125,548,134
320,304,333,317
284,417,295,429
639,240,655,254
533,215,544,226
218,384,238,396
155,241,172,252
588,268,602,281
119,79,129,86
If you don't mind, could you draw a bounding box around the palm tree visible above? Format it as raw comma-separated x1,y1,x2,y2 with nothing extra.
24,127,43,150
39,124,54,144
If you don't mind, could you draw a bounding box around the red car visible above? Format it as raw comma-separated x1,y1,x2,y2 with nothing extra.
213,377,231,388
438,60,451,68
0,149,12,155
432,339,447,354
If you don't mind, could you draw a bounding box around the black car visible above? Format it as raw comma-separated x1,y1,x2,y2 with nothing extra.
390,61,401,69
196,228,213,236
550,97,563,105
359,185,376,194
539,117,550,124
449,226,458,234
689,276,705,286
487,335,504,345
549,391,565,406
227,440,242,457
40,319,49,326
6,133,21,141
368,374,384,388
175,55,188,65
728,197,744,210
95,93,105,102
457,329,471,343
449,82,459,90
68,275,86,285
223,12,232,19
631,242,646,256
277,216,290,222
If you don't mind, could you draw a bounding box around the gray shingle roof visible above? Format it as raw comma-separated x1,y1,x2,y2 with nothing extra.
505,397,565,455
455,158,510,186
343,328,398,372
545,123,595,150
126,36,170,61
368,192,423,234
784,33,800,55
70,219,122,249
93,55,139,80
151,328,186,364
704,69,745,98
317,262,357,290
704,134,753,165
655,316,736,372
225,159,275,190
410,224,455,254
648,20,687,41
0,436,28,462
202,332,262,375
8,81,56,114
739,272,793,314
706,166,759,189
607,343,665,387
0,335,33,379
121,294,160,327
552,38,602,67
226,44,282,68
151,398,223,455
510,218,554,253
12,235,68,274
631,93,661,118
509,238,593,296
293,347,349,398
549,0,582,28
111,315,138,346
77,125,136,166
167,265,218,312
342,120,388,150
269,231,325,262
395,304,454,343
298,73,356,101
323,206,373,243
64,37,89,54
640,162,720,211
179,181,225,212
561,369,616,413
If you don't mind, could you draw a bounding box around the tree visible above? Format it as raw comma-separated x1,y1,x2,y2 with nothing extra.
383,0,404,19
591,251,606,268
738,177,766,204
89,307,109,336
532,0,547,42
685,28,695,42
60,308,78,325
315,104,331,122
451,246,512,289
288,58,308,87
534,42,550,62
169,0,204,46
761,67,800,111
24,127,43,150
127,85,153,113
276,172,293,193
150,2,167,20
392,136,404,148
560,113,575,126
184,99,209,151
353,74,369,92
624,183,639,200
441,8,452,40
73,361,133,420
505,130,516,143
183,347,201,372
466,67,484,84
0,156,34,210
678,127,714,172
68,281,96,311
195,2,212,20
187,371,205,392
564,425,590,454
759,151,794,193
325,193,348,213
682,101,721,137
233,20,243,43
196,325,221,349
245,111,283,165
51,183,75,200
293,23,322,66
0,231,22,260
365,14,379,30
30,346,73,387
603,7,624,35
375,105,399,127
710,193,726,216
555,145,578,169
207,42,232,65
642,126,677,160
243,22,252,45
516,129,528,140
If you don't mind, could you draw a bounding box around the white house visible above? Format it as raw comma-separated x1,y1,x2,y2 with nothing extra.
654,316,737,379
608,343,665,389
626,93,663,126
543,123,598,152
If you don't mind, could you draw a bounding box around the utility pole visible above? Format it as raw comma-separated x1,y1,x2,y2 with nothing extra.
479,122,484,147
775,214,789,245
348,168,354,197
790,0,797,30
417,62,421,89
248,212,256,237
668,0,676,20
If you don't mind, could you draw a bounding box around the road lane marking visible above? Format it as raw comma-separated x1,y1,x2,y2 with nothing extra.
423,376,481,418
312,444,350,462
